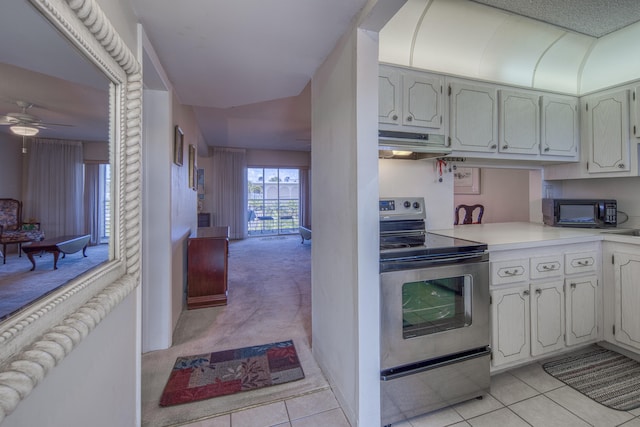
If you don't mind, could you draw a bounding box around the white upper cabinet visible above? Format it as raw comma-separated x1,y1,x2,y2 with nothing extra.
379,65,444,132
584,89,630,173
632,86,640,138
541,95,579,158
449,81,498,152
403,73,443,129
498,90,540,155
379,66,402,126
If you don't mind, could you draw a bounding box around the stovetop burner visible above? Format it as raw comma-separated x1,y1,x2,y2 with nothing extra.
379,197,487,271
380,232,487,260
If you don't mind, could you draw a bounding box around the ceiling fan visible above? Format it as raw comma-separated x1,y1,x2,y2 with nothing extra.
0,100,71,136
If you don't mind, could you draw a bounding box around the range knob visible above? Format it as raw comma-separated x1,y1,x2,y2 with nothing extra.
403,201,411,208
413,201,420,209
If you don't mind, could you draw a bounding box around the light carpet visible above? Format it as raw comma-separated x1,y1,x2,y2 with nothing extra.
141,234,327,427
0,244,109,320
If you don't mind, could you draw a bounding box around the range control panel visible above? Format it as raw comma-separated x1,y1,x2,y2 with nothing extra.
379,197,426,220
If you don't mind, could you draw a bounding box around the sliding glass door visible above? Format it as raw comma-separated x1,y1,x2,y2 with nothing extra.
247,168,299,236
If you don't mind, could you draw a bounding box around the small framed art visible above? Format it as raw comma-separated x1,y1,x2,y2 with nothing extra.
454,167,480,194
188,144,197,190
174,125,184,166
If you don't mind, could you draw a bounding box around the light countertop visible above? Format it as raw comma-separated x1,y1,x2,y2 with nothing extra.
430,222,640,250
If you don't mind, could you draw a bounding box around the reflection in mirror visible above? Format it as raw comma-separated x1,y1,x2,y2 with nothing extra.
0,1,111,321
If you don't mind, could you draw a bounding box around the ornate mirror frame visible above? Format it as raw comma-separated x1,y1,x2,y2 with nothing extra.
0,0,141,421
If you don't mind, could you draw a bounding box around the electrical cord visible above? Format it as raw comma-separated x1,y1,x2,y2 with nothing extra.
617,210,629,225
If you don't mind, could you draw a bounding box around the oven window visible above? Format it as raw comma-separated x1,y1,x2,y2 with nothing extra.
402,275,471,339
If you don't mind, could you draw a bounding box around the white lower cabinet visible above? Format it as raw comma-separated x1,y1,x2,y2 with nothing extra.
530,280,565,356
565,275,599,346
491,284,530,366
490,243,601,369
612,252,640,350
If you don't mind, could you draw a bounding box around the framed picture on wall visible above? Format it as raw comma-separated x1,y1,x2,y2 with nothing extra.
197,168,205,194
188,144,197,190
174,125,184,166
454,167,480,194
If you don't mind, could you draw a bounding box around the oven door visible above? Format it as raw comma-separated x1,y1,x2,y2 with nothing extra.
380,258,489,371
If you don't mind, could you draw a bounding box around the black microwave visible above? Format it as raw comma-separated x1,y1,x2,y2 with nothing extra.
542,198,617,228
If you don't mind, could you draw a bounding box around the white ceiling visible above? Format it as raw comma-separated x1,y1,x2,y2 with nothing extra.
0,1,109,142
4,0,640,151
131,0,372,151
472,0,640,37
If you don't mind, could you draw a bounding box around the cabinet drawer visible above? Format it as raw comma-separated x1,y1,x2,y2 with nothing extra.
565,252,597,275
491,259,529,285
530,255,563,280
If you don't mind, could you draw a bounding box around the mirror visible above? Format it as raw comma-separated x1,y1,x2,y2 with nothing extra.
0,0,141,418
0,1,111,321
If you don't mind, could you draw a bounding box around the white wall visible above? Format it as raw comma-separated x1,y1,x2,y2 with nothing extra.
454,168,532,224
311,24,381,426
246,149,311,168
170,98,202,336
142,89,173,352
379,159,454,230
0,134,23,199
312,28,360,425
83,141,109,162
3,293,139,427
555,177,640,229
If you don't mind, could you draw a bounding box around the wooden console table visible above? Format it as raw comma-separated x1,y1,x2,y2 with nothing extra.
22,234,91,271
187,226,229,309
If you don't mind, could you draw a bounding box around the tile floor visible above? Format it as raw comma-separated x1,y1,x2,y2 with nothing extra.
182,358,640,427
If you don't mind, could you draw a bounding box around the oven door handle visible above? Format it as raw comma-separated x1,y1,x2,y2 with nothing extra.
384,251,488,264
424,252,487,264
380,347,491,381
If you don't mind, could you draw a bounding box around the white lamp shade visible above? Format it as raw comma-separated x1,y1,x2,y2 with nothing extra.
9,125,39,136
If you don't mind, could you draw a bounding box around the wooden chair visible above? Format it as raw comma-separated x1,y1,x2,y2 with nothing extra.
454,204,484,225
0,198,45,264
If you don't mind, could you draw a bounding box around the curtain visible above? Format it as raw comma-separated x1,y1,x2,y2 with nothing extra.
210,147,247,239
84,163,101,245
299,167,311,228
24,138,84,239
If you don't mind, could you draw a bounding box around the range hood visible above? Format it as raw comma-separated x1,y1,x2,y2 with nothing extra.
379,130,451,160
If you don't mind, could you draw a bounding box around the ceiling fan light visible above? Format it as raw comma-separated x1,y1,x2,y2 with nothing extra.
10,125,39,136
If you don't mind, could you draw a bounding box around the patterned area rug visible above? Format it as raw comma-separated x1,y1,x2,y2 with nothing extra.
159,340,305,406
542,344,640,411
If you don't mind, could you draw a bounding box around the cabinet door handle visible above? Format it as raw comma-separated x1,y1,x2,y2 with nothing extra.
502,145,509,150
490,144,497,149
577,260,590,266
392,114,398,121
544,146,550,152
406,116,413,122
542,264,558,271
618,163,625,169
535,288,542,295
523,290,530,296
504,269,520,276
570,283,576,289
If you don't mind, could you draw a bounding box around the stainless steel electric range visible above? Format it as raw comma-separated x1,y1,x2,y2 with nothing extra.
379,197,491,427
